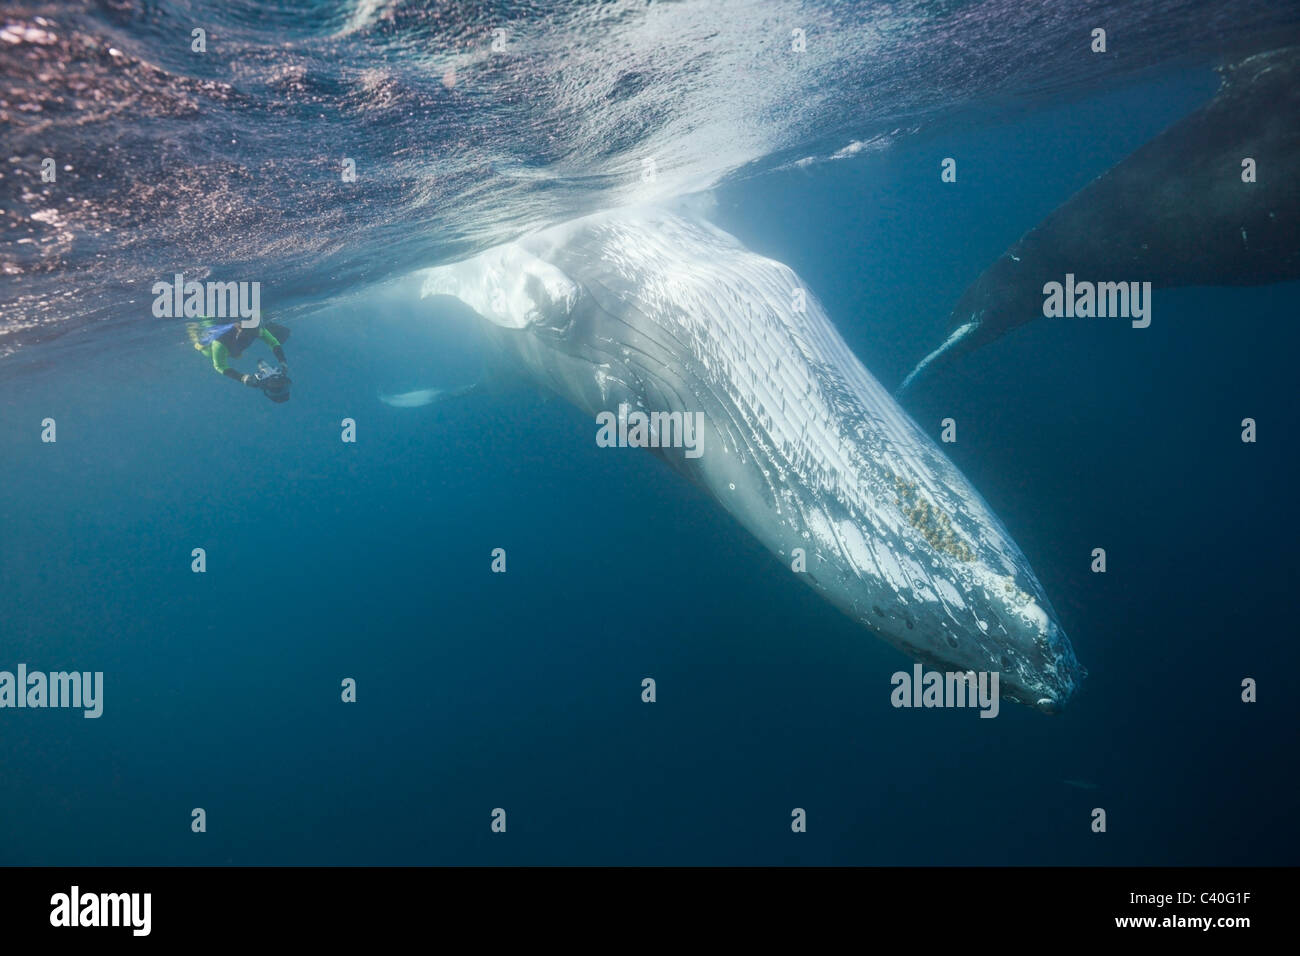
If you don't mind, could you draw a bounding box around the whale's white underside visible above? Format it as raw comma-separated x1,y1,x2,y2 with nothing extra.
416,207,1082,708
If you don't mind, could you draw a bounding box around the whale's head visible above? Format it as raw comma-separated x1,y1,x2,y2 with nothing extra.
882,556,1084,714
785,454,1085,713
989,601,1084,714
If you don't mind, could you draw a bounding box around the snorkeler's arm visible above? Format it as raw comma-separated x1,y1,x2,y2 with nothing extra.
211,340,257,385
259,327,287,365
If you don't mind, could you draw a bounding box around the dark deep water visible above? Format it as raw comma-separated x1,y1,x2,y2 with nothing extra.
2,4,1298,866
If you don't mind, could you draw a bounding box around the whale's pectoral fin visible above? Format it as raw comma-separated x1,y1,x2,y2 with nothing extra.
897,320,980,395
378,381,484,408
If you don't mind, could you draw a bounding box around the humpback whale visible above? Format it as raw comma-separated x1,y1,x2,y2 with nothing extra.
901,45,1300,391
418,208,1083,711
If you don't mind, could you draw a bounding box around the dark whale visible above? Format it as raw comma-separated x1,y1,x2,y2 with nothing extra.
901,45,1300,391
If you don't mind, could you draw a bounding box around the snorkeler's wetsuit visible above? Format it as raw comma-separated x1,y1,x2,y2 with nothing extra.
193,319,287,384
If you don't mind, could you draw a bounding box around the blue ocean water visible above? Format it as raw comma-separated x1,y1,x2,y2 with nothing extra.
2,2,1298,865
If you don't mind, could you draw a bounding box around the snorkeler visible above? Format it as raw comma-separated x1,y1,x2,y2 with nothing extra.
189,317,293,403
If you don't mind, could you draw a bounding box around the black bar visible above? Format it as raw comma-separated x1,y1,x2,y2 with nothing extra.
0,867,1284,941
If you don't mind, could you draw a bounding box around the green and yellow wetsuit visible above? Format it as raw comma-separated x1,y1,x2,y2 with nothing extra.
189,318,287,384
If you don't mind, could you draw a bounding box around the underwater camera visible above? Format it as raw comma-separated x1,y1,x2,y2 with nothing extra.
255,360,291,403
